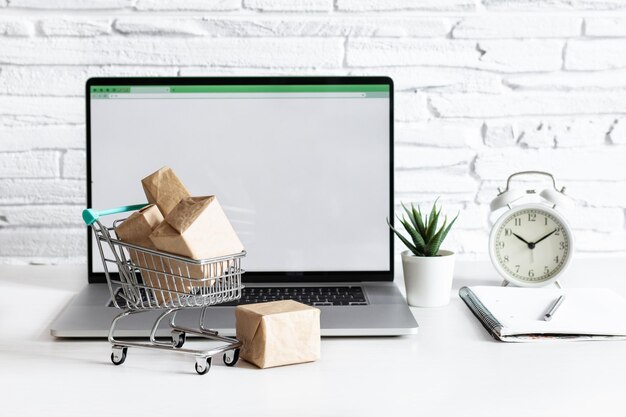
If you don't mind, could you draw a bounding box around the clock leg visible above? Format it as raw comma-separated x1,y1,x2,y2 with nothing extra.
501,280,509,287
555,280,563,289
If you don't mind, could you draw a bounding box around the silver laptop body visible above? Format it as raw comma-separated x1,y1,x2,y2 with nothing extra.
50,76,418,337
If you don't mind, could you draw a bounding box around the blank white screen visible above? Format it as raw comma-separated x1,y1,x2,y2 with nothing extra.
90,86,390,273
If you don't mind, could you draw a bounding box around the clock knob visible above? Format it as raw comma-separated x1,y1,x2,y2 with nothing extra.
539,188,574,208
490,189,525,212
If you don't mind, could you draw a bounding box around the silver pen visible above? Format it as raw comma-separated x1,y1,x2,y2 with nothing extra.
544,295,566,321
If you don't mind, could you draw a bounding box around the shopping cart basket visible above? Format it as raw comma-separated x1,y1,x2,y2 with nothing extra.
83,204,245,375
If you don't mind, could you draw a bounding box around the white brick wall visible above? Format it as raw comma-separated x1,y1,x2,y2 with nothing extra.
1,1,626,265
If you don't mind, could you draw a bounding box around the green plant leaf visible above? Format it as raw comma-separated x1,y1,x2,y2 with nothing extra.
430,198,439,220
425,216,446,256
412,204,426,236
402,203,419,232
391,199,457,257
425,202,440,242
399,216,426,253
387,218,421,256
425,212,458,256
440,212,459,243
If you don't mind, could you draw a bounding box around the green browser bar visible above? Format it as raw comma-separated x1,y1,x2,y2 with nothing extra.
90,84,389,94
90,86,131,93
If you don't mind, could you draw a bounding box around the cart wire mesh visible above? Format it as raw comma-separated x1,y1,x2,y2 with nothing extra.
92,216,245,311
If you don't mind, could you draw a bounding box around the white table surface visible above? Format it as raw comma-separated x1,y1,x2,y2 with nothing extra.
1,258,626,417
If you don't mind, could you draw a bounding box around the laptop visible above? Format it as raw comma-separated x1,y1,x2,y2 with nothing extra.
50,76,418,337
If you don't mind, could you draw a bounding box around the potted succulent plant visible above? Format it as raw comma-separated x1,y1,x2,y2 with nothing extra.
388,201,458,307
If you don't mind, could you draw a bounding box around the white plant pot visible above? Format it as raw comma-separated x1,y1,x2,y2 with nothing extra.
401,249,456,307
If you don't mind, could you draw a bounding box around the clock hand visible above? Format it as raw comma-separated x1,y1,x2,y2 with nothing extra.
512,233,534,249
512,233,530,244
534,229,557,246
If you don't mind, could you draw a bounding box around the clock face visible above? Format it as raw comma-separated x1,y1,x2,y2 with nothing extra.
490,205,573,286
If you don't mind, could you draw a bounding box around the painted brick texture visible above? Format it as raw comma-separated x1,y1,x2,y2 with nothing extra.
0,1,625,264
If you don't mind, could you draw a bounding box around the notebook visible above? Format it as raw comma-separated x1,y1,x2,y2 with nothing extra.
459,286,626,342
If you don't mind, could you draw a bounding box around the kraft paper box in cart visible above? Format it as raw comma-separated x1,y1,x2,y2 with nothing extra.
150,196,244,261
235,300,321,369
142,166,191,216
115,204,195,304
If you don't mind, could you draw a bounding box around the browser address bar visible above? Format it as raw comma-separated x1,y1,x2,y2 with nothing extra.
107,92,368,99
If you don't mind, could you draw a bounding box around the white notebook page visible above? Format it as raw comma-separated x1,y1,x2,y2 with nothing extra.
469,286,626,336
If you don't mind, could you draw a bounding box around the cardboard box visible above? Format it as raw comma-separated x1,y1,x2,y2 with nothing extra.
142,166,191,216
235,300,321,369
150,196,244,260
115,204,163,249
115,204,195,305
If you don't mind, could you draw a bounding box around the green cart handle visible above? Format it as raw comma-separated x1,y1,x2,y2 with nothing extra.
82,204,148,226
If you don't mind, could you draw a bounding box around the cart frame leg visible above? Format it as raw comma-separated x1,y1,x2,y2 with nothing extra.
107,307,242,373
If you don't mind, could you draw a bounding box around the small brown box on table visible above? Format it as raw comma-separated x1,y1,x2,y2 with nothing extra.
142,166,191,216
235,300,321,369
115,204,193,304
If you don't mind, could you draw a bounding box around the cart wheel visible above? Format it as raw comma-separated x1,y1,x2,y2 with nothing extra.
195,357,212,375
172,330,186,348
223,348,240,367
111,346,128,366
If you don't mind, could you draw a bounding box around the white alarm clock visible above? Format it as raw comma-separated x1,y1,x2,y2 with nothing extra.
488,171,574,288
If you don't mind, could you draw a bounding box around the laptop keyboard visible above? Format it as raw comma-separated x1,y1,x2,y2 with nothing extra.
108,286,368,307
221,286,368,307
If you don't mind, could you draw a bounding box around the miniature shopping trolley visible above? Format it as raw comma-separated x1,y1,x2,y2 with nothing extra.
83,204,245,375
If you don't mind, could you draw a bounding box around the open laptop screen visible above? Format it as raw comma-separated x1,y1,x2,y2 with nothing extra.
88,78,393,282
